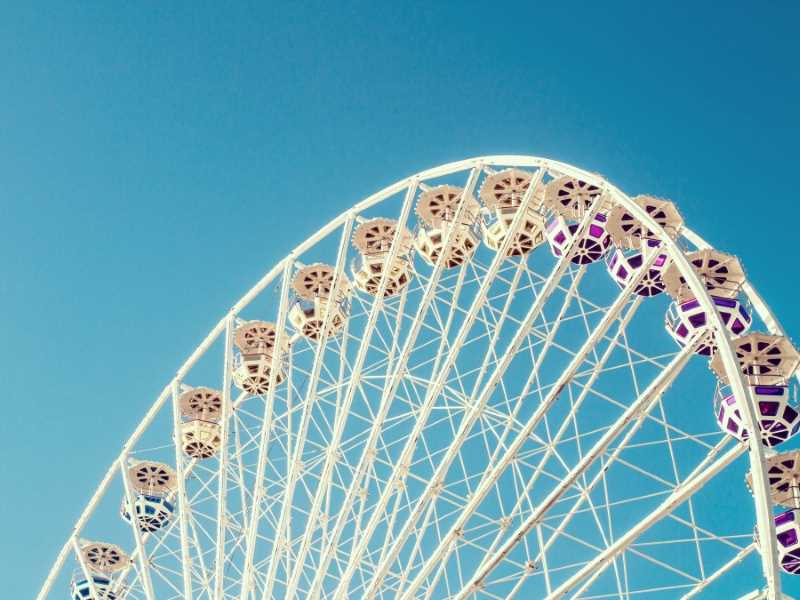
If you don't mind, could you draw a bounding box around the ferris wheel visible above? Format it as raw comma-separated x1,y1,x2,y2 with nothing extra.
37,156,800,600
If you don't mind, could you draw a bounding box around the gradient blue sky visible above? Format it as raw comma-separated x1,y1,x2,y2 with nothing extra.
2,2,799,596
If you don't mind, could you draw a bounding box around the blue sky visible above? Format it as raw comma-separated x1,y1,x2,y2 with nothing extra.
1,2,798,597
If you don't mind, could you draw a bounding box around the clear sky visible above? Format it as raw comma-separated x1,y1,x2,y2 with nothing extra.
2,2,799,597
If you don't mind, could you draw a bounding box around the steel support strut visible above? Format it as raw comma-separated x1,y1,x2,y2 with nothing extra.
545,442,746,599
267,181,418,600
305,167,483,600
35,156,789,600
453,335,701,599
401,249,661,600
171,380,194,600
680,543,756,600
238,256,295,600
214,315,235,600
330,166,548,600
368,200,606,599
119,455,157,600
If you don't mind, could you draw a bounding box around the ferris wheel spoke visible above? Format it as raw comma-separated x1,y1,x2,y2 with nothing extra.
540,437,747,594
569,435,627,598
39,157,796,600
543,424,747,598
170,380,196,600
364,200,606,599
398,488,439,585
680,541,757,600
547,522,703,587
267,180,420,600
373,262,583,588
432,258,537,493
451,334,701,599
117,483,202,596
569,285,623,594
212,315,235,600
245,254,351,596
231,410,251,536
482,270,607,488
397,246,660,600
304,170,488,600
237,257,296,600
569,378,719,455
119,456,158,600
469,258,533,404
245,269,346,596
330,169,551,600
550,384,625,599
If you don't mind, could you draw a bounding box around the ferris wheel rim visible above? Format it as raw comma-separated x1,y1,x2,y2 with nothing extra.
37,154,790,600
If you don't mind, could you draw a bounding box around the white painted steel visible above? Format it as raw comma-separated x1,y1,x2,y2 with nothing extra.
214,316,234,600
240,258,294,600
171,380,194,600
119,454,156,600
305,168,483,600
36,156,793,600
681,543,757,600
452,334,701,599
330,168,549,600
367,202,606,599
402,250,664,600
546,442,747,599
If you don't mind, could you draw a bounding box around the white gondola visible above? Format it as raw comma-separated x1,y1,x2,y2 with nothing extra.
351,218,414,296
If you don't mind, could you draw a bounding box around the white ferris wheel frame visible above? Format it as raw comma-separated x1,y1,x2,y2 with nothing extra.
36,155,793,600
